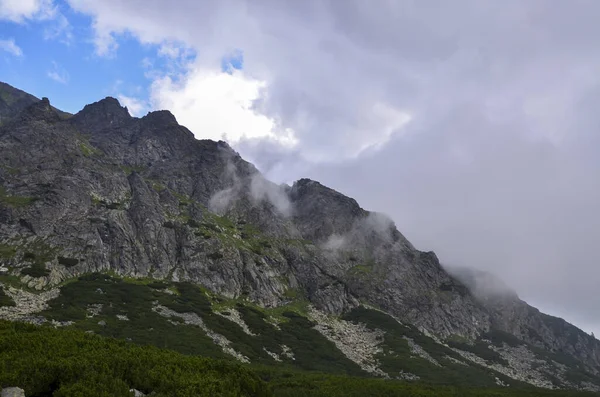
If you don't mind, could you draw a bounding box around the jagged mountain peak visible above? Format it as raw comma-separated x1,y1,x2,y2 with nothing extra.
18,97,62,123
142,109,178,125
290,177,367,241
81,96,128,114
72,96,132,132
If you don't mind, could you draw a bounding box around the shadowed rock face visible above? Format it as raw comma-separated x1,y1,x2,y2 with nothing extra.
0,82,40,125
0,81,599,373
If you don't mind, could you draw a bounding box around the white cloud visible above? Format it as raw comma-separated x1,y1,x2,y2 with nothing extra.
47,61,69,84
43,12,73,44
117,94,147,117
64,0,600,334
0,0,55,23
0,38,23,57
149,68,298,148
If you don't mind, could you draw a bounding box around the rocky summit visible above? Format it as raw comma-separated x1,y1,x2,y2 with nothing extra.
1,81,599,393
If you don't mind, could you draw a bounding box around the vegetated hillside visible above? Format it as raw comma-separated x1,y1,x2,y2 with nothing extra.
2,320,599,397
0,81,599,394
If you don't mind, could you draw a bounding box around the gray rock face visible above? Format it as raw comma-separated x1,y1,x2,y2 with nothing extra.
0,387,25,397
0,81,598,377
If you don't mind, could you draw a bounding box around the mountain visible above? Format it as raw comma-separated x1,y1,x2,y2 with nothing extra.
0,81,599,394
0,82,70,125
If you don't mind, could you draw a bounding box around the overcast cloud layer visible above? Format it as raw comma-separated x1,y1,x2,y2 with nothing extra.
49,0,600,334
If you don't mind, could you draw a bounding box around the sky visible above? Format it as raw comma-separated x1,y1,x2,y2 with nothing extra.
1,0,600,336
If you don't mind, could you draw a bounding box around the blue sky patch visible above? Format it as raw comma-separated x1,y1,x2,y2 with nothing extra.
221,49,244,74
0,0,201,114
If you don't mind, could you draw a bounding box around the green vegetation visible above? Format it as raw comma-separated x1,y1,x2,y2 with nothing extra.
481,330,524,348
0,164,20,175
0,320,268,397
150,181,167,192
0,243,16,259
446,339,509,366
1,269,599,396
171,190,194,207
21,263,50,278
1,320,599,397
76,134,102,157
149,186,308,261
0,186,36,207
342,307,519,387
177,207,279,257
530,344,597,386
259,369,599,397
44,273,597,392
120,164,147,175
39,274,362,375
348,264,373,275
0,286,15,307
480,328,599,386
57,256,79,267
0,238,61,272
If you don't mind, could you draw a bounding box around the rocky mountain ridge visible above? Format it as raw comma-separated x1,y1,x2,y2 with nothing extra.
0,81,599,391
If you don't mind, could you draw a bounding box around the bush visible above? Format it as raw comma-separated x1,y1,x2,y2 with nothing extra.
57,256,79,267
21,263,50,278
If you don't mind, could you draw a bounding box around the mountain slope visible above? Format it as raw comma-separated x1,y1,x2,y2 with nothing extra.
0,82,599,392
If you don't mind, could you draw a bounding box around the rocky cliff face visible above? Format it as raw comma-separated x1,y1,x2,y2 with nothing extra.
0,81,599,390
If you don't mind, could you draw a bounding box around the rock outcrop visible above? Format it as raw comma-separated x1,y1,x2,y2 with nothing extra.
0,387,25,397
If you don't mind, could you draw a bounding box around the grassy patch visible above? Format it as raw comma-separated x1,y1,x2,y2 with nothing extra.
348,264,373,275
0,243,17,259
0,187,36,207
0,164,20,175
150,181,167,192
171,190,193,207
282,288,300,300
120,164,147,175
76,133,102,157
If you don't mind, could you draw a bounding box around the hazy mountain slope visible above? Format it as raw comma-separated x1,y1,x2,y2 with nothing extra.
0,82,599,392
450,267,600,370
